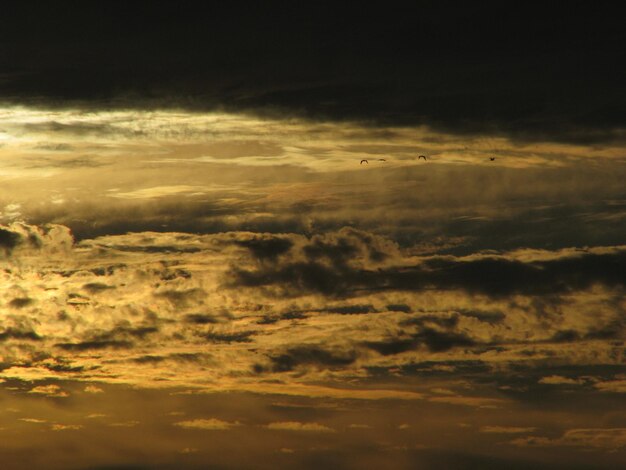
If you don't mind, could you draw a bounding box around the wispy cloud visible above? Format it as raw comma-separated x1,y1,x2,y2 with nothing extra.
174,418,240,430
480,426,537,434
264,421,335,433
28,384,69,398
510,428,626,450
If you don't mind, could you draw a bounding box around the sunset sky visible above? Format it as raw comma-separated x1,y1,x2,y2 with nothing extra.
0,3,624,469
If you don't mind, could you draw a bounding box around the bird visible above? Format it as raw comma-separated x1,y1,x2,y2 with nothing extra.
489,157,496,161
360,159,369,165
418,155,427,161
378,158,386,162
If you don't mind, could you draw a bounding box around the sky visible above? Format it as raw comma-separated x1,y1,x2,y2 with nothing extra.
0,3,625,469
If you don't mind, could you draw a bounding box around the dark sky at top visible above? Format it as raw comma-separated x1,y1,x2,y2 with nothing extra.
1,2,624,143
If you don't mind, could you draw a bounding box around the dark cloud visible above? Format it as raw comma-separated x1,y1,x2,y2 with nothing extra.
550,324,626,343
89,264,127,276
231,260,345,297
403,314,460,330
226,228,399,297
235,236,294,261
415,449,602,470
585,317,625,341
364,325,476,356
133,352,215,365
362,337,416,356
8,297,34,309
132,355,166,364
0,326,42,342
154,288,206,308
159,269,192,281
229,233,626,299
386,304,412,313
440,200,626,254
0,227,21,253
416,251,626,297
261,345,358,373
55,322,159,351
202,331,255,344
276,305,378,318
98,244,202,254
457,309,506,325
417,328,476,353
184,313,218,325
551,330,581,343
82,283,115,294
1,4,623,143
322,304,377,315
280,311,308,321
55,340,132,351
42,362,86,373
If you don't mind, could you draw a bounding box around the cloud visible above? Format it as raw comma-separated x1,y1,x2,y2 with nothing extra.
184,313,219,325
109,185,211,200
0,223,74,256
480,426,537,434
0,227,21,254
322,304,377,315
0,325,42,342
50,424,83,431
203,330,255,344
7,297,34,309
55,340,133,351
264,421,336,433
428,396,508,408
538,375,585,385
262,345,358,373
27,384,69,398
174,418,240,430
55,321,159,352
179,447,199,454
1,5,623,145
363,327,476,355
234,235,294,260
109,420,140,427
594,379,626,393
457,309,505,325
0,222,623,403
82,282,115,294
227,230,626,299
510,428,626,450
154,288,206,309
84,385,104,394
348,424,372,429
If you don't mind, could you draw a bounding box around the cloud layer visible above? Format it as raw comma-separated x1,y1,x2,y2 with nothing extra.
0,223,622,399
1,4,624,144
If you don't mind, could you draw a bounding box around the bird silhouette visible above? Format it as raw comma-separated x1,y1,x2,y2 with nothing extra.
378,158,386,162
489,157,496,161
418,155,427,161
360,159,369,165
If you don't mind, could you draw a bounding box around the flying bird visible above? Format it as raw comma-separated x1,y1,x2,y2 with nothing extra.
490,157,496,161
418,155,427,160
378,158,386,162
360,159,369,165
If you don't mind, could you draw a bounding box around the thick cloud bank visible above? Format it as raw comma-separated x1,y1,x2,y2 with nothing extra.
0,224,622,393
